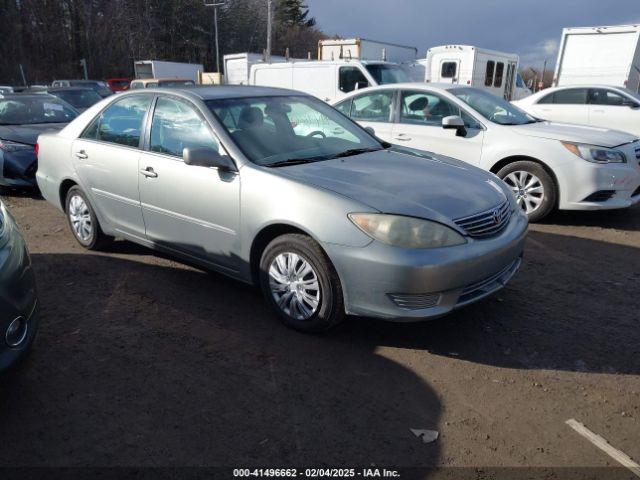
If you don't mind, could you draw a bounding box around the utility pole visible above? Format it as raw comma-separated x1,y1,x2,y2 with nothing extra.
79,58,88,80
19,64,27,86
204,1,226,73
266,0,273,62
541,59,548,90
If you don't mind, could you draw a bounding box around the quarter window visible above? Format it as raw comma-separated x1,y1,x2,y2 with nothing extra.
485,61,495,87
339,67,369,93
494,62,504,88
150,96,220,158
351,91,394,122
80,94,152,147
441,62,457,79
334,99,353,116
400,91,459,126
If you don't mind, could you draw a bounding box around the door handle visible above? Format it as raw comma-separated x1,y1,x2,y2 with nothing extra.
393,133,412,141
140,167,158,178
75,150,88,159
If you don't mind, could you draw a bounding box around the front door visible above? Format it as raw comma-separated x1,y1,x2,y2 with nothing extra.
529,87,590,125
138,95,240,271
71,93,153,239
342,89,396,142
588,88,640,135
391,89,484,165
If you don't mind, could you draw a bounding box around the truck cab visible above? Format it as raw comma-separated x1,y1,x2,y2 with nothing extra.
249,60,410,103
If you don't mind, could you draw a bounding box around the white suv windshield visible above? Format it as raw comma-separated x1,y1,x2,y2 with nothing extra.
365,65,410,85
207,95,383,167
451,87,537,125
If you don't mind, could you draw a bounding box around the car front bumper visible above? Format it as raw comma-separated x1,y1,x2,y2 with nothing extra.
0,207,38,371
323,212,528,321
556,150,640,211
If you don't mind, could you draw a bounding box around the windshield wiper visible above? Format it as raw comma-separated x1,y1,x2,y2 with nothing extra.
329,147,383,159
266,158,321,168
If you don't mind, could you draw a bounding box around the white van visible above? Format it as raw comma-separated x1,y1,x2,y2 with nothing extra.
223,53,290,85
249,60,410,103
425,45,520,100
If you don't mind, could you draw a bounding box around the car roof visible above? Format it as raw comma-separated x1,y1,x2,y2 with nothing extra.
0,93,58,100
122,85,308,100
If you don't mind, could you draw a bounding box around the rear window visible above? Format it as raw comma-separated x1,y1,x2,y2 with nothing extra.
441,62,457,79
0,97,77,125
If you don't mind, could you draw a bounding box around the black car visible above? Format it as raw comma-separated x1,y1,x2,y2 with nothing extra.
0,94,78,190
0,200,38,372
51,79,113,98
46,87,103,113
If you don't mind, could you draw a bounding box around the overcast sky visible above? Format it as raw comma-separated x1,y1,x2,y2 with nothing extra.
305,0,640,67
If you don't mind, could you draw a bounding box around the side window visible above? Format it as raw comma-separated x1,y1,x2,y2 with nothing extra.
150,96,220,158
485,61,495,87
552,88,588,105
441,62,457,79
351,91,394,122
80,94,152,147
334,99,352,116
494,62,504,88
339,67,369,93
589,89,628,106
400,90,459,126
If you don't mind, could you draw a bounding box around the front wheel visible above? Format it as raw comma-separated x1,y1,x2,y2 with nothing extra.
259,234,344,333
497,161,556,222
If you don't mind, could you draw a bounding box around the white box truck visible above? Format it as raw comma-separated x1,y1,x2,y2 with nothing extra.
249,59,410,103
134,60,204,83
424,45,522,100
318,38,417,63
223,53,290,85
553,24,640,91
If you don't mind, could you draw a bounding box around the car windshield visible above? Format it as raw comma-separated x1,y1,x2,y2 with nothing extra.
0,97,78,125
451,87,538,125
158,80,195,87
365,64,410,85
207,95,383,166
53,89,102,108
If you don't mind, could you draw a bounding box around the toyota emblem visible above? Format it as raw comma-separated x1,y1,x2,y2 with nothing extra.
492,208,502,225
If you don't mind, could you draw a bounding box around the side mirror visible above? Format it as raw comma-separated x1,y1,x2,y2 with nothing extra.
183,147,237,172
442,115,467,137
364,126,375,136
623,99,640,109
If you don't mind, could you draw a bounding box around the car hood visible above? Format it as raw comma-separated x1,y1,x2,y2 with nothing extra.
511,121,637,148
0,123,68,146
275,147,509,222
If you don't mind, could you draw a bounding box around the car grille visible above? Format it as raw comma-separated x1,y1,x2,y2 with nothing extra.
454,200,512,238
388,293,441,310
457,257,521,307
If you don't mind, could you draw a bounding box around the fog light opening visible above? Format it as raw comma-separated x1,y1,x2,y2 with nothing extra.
6,316,28,348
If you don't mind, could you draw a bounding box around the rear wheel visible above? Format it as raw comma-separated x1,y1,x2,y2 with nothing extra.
65,186,112,250
497,161,556,222
259,234,344,333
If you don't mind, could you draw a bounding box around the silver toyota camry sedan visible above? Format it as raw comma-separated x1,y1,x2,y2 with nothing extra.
36,86,527,332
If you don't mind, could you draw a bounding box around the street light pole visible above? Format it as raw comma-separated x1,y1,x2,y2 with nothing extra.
204,1,225,73
266,0,273,62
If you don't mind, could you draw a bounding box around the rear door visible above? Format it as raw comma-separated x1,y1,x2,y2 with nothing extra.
71,93,153,239
588,88,640,134
528,88,590,124
391,89,484,165
137,94,240,271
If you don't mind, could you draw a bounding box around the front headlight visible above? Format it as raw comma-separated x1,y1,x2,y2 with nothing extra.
348,213,466,249
561,142,626,164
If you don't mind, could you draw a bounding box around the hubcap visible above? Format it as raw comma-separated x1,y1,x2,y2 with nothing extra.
68,195,93,242
269,252,320,321
504,171,544,214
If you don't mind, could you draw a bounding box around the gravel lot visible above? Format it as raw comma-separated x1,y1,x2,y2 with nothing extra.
1,193,639,476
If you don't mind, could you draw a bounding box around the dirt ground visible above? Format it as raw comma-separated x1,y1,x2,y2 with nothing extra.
1,193,639,478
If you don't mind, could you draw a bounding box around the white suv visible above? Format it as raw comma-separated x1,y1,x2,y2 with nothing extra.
333,83,640,221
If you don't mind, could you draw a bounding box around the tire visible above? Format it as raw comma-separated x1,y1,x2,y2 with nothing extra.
65,186,112,250
259,234,344,333
497,160,557,222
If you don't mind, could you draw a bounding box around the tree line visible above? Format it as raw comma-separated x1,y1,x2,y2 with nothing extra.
0,0,325,85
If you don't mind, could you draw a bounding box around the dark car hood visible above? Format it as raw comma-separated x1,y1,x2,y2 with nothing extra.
0,123,68,146
276,147,508,222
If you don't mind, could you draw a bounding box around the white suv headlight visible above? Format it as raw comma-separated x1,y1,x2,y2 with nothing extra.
562,142,626,164
349,213,466,249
